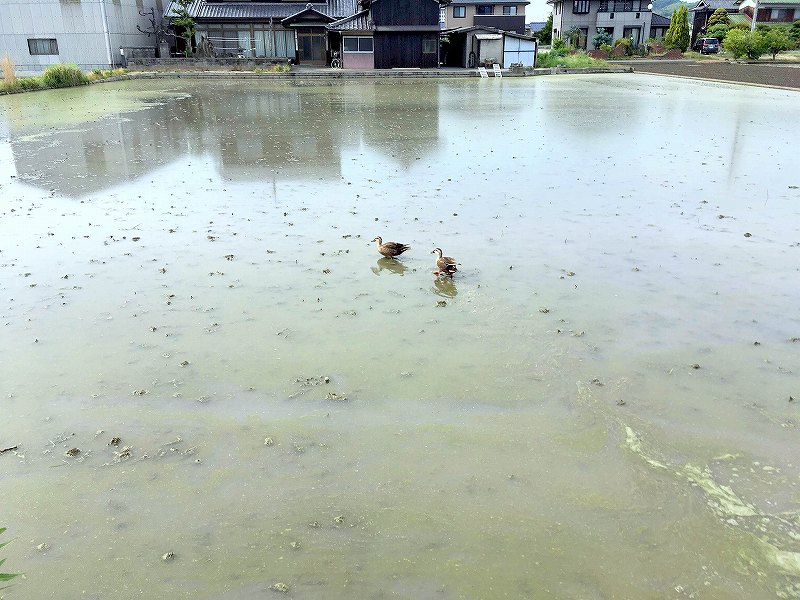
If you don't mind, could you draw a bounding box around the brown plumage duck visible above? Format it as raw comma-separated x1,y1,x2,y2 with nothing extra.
372,236,410,258
432,248,458,276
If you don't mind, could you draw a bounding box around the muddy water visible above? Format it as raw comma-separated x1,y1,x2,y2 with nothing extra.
0,76,798,599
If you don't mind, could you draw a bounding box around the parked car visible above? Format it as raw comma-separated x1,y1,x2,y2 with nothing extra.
693,37,720,54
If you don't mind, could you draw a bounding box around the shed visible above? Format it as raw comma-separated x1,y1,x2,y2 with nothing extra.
502,32,536,67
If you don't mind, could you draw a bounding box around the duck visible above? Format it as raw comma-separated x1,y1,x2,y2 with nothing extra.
371,236,410,258
431,248,458,276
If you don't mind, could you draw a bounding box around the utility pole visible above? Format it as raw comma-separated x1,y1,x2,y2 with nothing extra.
750,0,759,30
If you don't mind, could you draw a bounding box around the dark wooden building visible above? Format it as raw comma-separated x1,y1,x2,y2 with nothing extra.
370,0,442,68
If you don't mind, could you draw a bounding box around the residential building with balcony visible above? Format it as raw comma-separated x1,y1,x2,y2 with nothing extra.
548,0,663,48
442,0,530,34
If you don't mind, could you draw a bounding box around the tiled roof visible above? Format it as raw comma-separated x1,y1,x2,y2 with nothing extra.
327,9,373,30
650,12,670,25
165,0,357,20
749,0,800,5
688,0,738,11
452,0,530,4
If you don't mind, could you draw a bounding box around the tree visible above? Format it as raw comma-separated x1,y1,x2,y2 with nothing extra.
723,28,768,59
663,10,677,47
790,20,800,47
664,4,690,50
168,0,196,57
707,23,729,41
706,7,730,29
764,27,793,59
538,13,553,44
592,28,613,48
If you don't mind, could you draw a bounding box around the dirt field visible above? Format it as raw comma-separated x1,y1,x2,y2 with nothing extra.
631,60,800,89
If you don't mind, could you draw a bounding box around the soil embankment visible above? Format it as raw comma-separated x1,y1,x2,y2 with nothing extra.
633,60,800,89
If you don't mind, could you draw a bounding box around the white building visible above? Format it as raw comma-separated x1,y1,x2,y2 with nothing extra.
0,0,161,75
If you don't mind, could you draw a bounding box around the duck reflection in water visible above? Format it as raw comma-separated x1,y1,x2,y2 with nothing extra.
432,276,457,298
371,257,409,276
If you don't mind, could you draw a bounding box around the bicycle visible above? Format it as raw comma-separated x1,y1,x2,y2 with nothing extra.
330,50,341,69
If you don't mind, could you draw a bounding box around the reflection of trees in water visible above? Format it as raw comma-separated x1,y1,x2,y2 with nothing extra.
9,82,442,197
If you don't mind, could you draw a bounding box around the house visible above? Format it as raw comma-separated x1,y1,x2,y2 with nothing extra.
687,0,740,42
168,0,441,68
650,12,670,38
165,0,357,64
0,0,160,75
548,0,668,48
441,25,537,66
737,0,800,24
328,0,443,68
527,20,548,33
441,0,530,34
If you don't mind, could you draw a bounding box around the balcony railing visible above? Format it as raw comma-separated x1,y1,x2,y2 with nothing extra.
598,0,650,11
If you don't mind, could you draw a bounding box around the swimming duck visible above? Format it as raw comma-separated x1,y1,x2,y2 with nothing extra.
372,236,410,258
431,248,458,276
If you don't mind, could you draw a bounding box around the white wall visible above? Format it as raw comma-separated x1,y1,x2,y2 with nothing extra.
0,0,158,75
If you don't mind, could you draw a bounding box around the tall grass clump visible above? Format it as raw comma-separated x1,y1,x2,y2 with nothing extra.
41,63,88,88
1,527,20,596
1,53,15,83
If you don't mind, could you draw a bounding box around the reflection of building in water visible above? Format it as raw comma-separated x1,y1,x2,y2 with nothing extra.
8,82,442,197
9,85,343,197
351,82,441,169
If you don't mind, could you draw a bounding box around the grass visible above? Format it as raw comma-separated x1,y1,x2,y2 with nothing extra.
0,527,20,597
41,63,88,87
536,51,609,68
87,67,128,80
1,53,15,83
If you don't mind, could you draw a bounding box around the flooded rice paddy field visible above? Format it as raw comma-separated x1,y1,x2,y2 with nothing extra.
0,75,798,599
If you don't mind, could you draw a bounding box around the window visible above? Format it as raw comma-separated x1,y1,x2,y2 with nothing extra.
422,37,437,54
623,26,640,44
343,36,373,52
28,38,58,55
503,5,518,14
573,0,589,13
476,5,494,14
770,8,788,19
453,5,466,17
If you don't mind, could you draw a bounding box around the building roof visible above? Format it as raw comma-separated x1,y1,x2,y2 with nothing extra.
327,9,373,30
650,12,671,25
165,0,357,21
442,24,535,39
527,21,547,31
452,0,530,4
745,0,800,5
688,0,739,12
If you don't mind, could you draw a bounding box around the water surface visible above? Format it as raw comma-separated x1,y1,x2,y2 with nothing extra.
1,76,799,599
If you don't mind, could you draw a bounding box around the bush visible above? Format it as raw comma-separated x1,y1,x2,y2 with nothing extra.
41,64,88,88
551,37,570,56
592,28,613,48
600,43,613,54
